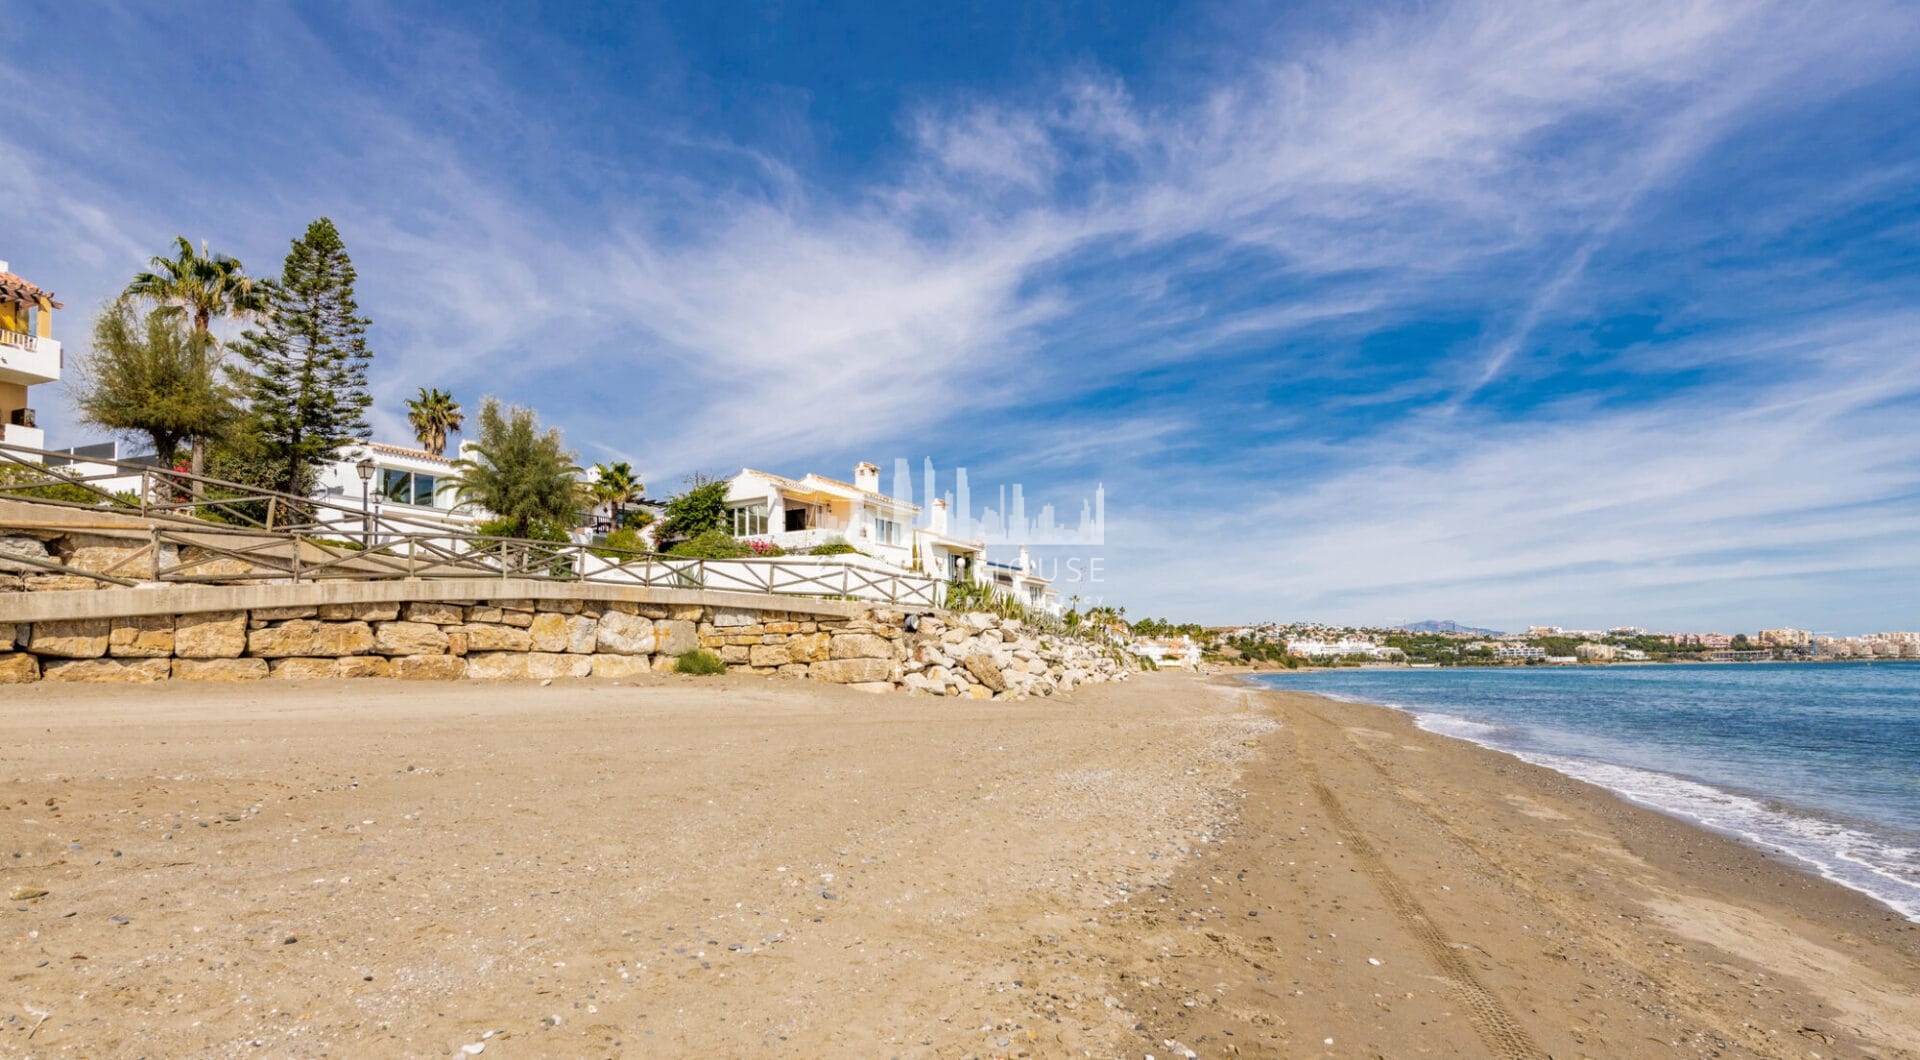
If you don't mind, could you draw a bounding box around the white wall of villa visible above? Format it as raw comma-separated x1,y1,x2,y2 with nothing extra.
314,441,483,531
725,462,922,569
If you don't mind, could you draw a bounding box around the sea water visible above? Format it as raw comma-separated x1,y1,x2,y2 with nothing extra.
1249,662,1920,920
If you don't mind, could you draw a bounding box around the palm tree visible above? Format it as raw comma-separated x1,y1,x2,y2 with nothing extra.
587,460,644,527
125,237,269,490
405,387,464,457
444,398,581,538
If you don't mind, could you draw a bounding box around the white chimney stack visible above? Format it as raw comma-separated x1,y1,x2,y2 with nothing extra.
854,461,880,492
0,261,10,273
930,497,949,534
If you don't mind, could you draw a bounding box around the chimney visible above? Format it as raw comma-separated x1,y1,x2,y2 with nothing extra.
0,261,9,273
854,461,880,492
930,497,949,534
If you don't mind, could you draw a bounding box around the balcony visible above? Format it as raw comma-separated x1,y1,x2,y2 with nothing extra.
745,527,847,552
0,422,46,451
0,330,61,386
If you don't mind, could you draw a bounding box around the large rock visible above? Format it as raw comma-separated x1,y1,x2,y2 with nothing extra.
564,615,597,653
831,633,895,660
748,642,792,667
528,612,570,652
248,620,375,658
0,653,39,683
590,654,654,679
526,652,592,680
458,624,532,652
654,619,699,656
786,632,832,662
174,658,268,681
465,653,530,680
28,619,110,659
108,615,174,658
595,610,656,655
41,658,171,683
269,658,341,680
336,656,392,678
810,657,893,684
390,655,466,680
711,608,758,628
373,621,450,656
174,611,248,658
964,653,1009,692
403,601,464,625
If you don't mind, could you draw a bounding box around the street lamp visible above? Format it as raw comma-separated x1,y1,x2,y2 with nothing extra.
356,457,375,545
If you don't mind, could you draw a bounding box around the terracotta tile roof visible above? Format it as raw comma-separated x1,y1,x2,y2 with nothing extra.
0,271,62,309
738,467,920,510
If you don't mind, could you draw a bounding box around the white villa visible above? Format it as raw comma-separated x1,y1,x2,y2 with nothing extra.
725,462,1061,613
314,441,480,529
1287,636,1400,660
1132,636,1203,669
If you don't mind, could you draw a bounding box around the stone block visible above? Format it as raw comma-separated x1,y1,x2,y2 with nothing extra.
528,612,569,652
526,652,592,680
253,605,318,621
446,631,469,656
964,653,1009,692
595,610,656,655
590,654,653,679
565,614,597,653
465,606,504,624
538,598,583,615
810,657,892,684
831,632,894,660
269,658,341,679
669,605,704,622
847,681,895,694
108,615,174,658
29,619,110,659
719,644,750,664
0,652,39,683
0,573,22,592
499,610,533,628
247,620,375,658
391,655,466,681
403,601,464,625
652,654,679,673
786,632,832,662
0,622,14,648
42,657,171,683
374,621,450,656
174,658,268,681
654,619,699,656
175,611,248,658
712,608,758,628
465,653,530,680
2,535,53,570
458,624,532,652
318,602,400,622
777,663,810,678
336,656,391,679
748,642,792,667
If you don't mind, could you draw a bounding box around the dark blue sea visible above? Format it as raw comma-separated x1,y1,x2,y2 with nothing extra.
1248,662,1920,920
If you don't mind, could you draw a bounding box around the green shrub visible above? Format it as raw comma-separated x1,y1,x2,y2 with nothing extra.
590,526,647,560
808,535,862,556
0,462,116,506
675,648,727,675
477,516,569,542
668,529,750,559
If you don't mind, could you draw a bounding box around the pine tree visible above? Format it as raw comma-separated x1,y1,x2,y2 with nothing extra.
230,218,373,497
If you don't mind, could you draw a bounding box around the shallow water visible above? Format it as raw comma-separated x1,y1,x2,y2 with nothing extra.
1250,662,1920,920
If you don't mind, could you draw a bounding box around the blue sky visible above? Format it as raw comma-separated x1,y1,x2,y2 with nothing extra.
4,1,1918,632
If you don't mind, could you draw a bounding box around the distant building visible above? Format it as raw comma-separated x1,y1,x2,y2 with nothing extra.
1758,628,1812,648
1132,637,1202,670
1575,643,1618,661
1493,644,1546,661
1288,636,1401,660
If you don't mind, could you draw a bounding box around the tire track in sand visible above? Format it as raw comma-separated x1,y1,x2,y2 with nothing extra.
1288,720,1544,1060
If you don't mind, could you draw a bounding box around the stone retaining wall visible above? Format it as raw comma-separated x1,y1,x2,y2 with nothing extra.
0,596,1134,696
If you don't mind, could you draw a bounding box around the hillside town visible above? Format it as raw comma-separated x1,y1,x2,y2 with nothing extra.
1214,621,1920,667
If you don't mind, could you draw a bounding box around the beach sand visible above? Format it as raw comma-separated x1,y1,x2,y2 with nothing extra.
2,672,1915,1057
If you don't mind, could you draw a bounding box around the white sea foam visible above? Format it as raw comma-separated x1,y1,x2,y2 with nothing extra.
1408,711,1920,921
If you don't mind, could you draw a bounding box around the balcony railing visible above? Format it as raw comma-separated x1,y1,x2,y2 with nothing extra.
0,329,61,382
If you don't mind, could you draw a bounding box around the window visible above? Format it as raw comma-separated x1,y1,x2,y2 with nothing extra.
378,468,439,507
728,503,768,536
874,517,900,545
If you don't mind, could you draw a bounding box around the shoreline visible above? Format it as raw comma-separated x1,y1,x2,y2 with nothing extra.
1235,666,1920,923
1120,678,1920,1057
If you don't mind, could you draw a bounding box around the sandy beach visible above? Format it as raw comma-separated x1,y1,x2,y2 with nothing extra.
3,672,1917,1057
